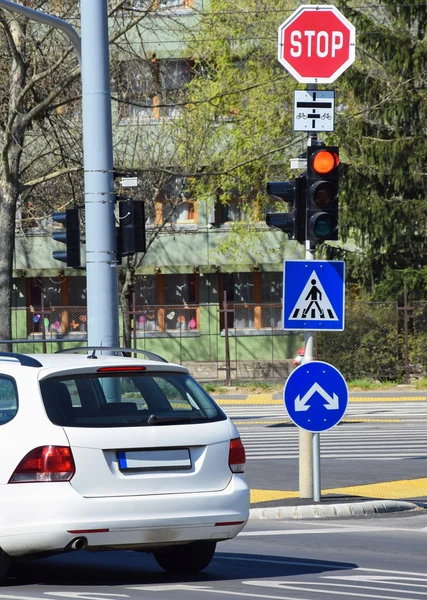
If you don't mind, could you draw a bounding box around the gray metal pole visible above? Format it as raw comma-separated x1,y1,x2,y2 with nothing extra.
299,243,314,499
0,0,118,349
312,431,321,501
80,0,119,348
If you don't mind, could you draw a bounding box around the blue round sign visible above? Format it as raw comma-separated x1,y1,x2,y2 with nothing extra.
284,361,348,432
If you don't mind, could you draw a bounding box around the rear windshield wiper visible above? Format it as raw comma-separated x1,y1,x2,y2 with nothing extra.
147,413,204,425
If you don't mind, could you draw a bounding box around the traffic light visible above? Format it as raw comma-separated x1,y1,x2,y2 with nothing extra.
306,145,340,243
52,208,81,268
265,176,306,244
117,198,146,258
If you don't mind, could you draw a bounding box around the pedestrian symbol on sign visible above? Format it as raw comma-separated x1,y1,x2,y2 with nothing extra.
290,270,338,321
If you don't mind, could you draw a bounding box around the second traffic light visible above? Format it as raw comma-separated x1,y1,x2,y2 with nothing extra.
117,198,146,258
306,145,340,243
265,176,306,245
52,208,81,268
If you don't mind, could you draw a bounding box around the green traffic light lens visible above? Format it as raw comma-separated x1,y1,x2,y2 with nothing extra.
313,213,337,238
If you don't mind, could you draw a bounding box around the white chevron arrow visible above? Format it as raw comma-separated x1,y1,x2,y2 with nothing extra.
294,382,339,412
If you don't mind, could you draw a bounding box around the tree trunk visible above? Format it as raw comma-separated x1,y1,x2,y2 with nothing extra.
119,258,136,349
0,180,19,351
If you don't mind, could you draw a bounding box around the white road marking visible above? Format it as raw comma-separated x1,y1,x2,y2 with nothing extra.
239,527,400,536
128,584,311,600
45,595,128,600
243,580,413,599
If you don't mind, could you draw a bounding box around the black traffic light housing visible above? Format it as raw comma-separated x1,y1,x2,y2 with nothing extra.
265,176,306,244
306,145,340,243
117,198,146,259
52,208,81,268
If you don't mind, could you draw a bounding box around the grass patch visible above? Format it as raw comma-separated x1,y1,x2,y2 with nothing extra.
346,379,399,391
414,377,427,390
203,378,403,394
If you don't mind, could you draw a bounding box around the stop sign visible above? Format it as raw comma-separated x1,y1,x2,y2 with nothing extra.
278,5,356,84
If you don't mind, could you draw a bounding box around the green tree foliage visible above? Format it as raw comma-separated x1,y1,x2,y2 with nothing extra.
326,0,427,302
182,0,427,297
178,0,303,266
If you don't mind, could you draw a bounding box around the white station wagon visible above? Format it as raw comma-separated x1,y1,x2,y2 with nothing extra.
0,350,249,581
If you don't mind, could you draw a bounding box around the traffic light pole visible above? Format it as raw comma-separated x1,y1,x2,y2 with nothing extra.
299,239,315,500
80,0,119,348
0,0,120,350
299,113,319,502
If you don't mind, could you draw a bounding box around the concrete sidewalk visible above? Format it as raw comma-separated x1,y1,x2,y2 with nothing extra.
249,497,422,520
248,482,427,519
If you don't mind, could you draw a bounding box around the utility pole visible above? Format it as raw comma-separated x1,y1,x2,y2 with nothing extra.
0,0,120,349
80,0,119,348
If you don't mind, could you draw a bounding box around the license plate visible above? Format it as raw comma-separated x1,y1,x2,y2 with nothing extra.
117,448,191,472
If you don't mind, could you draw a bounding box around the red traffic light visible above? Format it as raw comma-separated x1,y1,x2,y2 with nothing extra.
312,149,340,175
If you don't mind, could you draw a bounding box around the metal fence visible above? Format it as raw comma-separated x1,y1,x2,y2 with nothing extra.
2,299,427,382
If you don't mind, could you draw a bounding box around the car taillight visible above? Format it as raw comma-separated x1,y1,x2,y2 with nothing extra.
229,437,246,473
9,446,75,483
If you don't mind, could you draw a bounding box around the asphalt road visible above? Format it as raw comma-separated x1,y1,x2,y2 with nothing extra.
5,510,427,599
218,393,427,504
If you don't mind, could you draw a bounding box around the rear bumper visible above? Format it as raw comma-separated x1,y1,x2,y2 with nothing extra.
0,475,249,556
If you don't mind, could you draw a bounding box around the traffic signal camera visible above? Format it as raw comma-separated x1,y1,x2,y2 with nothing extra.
265,176,306,245
306,145,340,243
52,208,81,268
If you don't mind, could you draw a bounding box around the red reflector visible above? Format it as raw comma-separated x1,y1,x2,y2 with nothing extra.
215,521,245,527
9,446,75,483
229,437,246,473
68,529,109,534
97,366,147,373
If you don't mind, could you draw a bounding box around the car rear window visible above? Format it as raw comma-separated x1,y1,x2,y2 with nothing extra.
39,371,225,427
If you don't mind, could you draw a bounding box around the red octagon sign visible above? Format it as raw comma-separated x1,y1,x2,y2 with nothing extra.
278,5,356,84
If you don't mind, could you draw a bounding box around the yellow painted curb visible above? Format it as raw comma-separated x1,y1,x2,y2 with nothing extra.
216,396,427,405
232,418,400,425
349,396,427,402
250,477,427,503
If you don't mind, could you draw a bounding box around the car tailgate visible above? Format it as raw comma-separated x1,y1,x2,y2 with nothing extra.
63,420,232,497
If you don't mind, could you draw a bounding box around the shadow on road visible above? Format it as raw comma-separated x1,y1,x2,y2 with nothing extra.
5,550,358,587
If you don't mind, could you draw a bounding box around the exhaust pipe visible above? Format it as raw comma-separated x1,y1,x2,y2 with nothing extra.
69,536,87,551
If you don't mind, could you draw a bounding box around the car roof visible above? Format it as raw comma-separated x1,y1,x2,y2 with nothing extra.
0,352,187,373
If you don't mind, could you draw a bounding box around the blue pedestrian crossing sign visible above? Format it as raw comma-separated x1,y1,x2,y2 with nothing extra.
284,361,348,432
283,260,345,331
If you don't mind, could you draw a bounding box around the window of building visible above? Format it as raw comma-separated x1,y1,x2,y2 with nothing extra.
163,274,197,332
163,201,196,224
261,272,283,329
223,272,254,304
221,272,284,331
68,276,87,306
222,273,254,329
261,272,282,302
131,274,198,334
213,200,253,225
165,274,197,304
117,59,191,121
29,277,60,308
133,276,158,332
135,275,157,305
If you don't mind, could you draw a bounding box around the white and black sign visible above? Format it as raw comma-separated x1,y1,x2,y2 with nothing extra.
293,90,334,132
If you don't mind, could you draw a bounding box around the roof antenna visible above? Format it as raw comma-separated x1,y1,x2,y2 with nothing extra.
87,349,98,360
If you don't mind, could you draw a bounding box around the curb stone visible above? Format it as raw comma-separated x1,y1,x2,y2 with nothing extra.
249,500,420,520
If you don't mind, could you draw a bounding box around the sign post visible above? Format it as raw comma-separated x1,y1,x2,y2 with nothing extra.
284,361,349,500
277,5,355,500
